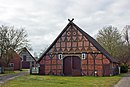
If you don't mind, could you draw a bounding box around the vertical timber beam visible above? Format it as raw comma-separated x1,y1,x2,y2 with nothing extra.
56,54,58,75
50,54,53,75
101,54,104,76
44,55,46,74
87,53,89,75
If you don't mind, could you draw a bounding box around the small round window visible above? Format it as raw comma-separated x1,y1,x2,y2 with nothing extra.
73,32,76,35
67,32,71,36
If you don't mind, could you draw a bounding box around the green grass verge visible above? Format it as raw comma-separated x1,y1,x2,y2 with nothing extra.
0,71,17,76
1,74,125,87
0,70,26,76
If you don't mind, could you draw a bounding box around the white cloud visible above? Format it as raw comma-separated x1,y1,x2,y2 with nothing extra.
0,0,130,55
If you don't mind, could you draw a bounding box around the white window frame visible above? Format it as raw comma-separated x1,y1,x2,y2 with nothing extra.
82,53,86,59
9,63,14,67
58,54,63,60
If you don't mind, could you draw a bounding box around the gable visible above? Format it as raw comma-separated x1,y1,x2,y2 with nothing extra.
38,21,117,63
10,52,21,63
48,25,98,53
19,48,35,62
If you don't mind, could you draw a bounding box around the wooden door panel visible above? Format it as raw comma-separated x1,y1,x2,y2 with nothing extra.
72,57,81,69
39,64,45,75
63,56,81,76
103,64,110,76
63,57,72,76
72,56,81,76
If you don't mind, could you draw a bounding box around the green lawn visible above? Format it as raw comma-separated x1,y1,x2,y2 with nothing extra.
1,74,124,87
0,71,21,76
0,69,29,76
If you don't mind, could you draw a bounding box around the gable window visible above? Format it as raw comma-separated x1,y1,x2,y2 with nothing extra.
32,61,34,67
59,54,62,60
9,63,14,67
67,31,71,36
23,55,27,61
82,53,86,59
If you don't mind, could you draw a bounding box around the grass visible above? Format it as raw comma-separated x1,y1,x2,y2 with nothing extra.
21,69,29,72
0,71,20,76
0,69,28,76
1,74,125,87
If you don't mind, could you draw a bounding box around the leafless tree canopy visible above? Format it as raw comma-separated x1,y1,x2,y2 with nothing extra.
0,25,30,65
96,26,122,58
123,25,130,46
96,25,130,66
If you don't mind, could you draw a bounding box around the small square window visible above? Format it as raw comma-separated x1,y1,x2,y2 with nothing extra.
9,63,14,67
23,55,26,61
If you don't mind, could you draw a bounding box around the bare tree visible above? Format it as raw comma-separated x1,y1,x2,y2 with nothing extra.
123,25,130,46
119,25,130,66
117,45,130,66
96,25,130,66
0,25,30,66
96,26,122,58
39,45,49,57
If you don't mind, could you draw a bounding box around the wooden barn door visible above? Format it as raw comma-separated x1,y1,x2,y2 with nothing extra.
63,56,81,76
103,64,110,76
63,57,72,76
39,64,45,75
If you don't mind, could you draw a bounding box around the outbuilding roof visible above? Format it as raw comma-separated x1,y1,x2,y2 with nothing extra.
19,47,36,62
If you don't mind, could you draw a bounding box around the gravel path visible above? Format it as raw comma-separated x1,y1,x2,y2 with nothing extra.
0,72,28,84
114,74,130,87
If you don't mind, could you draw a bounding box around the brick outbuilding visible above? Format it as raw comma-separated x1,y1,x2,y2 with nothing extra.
0,50,22,71
9,51,22,70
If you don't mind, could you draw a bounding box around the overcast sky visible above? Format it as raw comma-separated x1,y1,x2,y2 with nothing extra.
0,0,130,56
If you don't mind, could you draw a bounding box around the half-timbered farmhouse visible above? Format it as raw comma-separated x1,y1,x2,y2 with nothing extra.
19,47,36,69
38,19,118,76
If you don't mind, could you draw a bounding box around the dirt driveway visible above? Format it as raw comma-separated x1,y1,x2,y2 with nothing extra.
0,72,28,85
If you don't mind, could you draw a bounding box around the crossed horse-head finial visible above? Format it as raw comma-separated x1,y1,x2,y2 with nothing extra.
68,18,74,22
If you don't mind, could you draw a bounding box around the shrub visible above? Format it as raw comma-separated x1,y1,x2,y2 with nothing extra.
120,65,128,73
